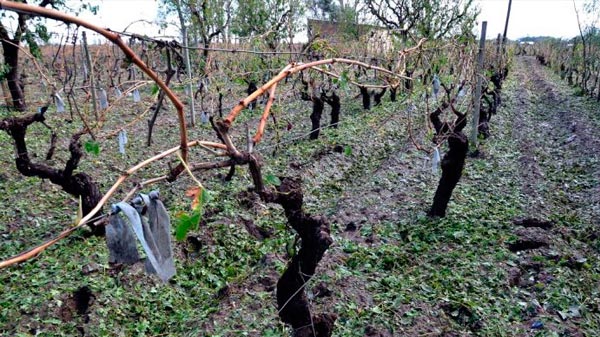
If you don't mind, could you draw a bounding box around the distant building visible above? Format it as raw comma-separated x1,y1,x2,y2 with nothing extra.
307,19,393,54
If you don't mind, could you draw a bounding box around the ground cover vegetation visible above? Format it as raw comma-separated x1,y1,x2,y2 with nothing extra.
0,0,598,336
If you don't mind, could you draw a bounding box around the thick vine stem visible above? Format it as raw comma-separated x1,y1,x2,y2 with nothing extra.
211,114,336,335
256,176,336,337
215,139,335,335
1,112,104,234
0,0,189,177
427,87,469,218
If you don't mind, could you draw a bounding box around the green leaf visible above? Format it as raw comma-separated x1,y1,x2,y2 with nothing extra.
338,70,350,90
24,31,41,59
200,188,211,204
233,77,246,86
286,237,296,256
0,63,10,81
33,24,50,43
344,145,353,156
178,186,210,241
265,174,281,186
151,84,160,97
84,140,100,155
175,209,202,241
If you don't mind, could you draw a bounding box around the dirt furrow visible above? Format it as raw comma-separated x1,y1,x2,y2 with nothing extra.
512,56,600,224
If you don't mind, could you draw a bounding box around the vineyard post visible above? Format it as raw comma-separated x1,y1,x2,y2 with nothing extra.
82,31,98,120
471,21,487,149
176,0,196,126
502,0,513,54
496,33,502,67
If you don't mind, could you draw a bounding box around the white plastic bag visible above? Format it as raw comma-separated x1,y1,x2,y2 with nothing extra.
132,89,141,102
98,88,108,109
118,130,128,155
200,111,209,124
432,74,441,99
432,147,441,174
54,93,65,113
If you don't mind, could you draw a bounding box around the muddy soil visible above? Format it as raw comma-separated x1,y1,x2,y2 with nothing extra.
512,56,600,221
503,56,600,336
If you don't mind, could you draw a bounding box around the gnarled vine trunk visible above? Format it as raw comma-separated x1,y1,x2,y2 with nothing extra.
428,91,469,218
260,177,336,337
359,86,371,110
309,96,325,140
0,113,103,235
1,40,27,111
323,91,340,128
429,133,468,217
211,123,337,336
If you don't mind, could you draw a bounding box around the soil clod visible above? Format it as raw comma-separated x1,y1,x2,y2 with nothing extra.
508,227,550,252
513,218,553,230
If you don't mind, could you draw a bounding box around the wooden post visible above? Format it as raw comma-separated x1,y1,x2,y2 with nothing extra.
176,0,196,126
496,33,502,67
82,31,97,120
501,0,513,54
471,21,487,149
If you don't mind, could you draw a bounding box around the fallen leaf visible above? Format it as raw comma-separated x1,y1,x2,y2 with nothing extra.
185,186,202,210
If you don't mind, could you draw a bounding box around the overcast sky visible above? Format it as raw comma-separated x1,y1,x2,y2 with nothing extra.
476,0,594,39
38,0,597,42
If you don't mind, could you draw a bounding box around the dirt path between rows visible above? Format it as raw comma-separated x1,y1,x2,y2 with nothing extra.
512,56,600,226
503,56,600,335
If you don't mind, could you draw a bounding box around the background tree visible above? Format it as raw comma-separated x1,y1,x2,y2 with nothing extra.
231,0,303,50
188,0,231,67
158,0,231,125
364,0,477,40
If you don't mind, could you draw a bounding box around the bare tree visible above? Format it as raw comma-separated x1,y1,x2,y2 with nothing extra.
231,0,303,50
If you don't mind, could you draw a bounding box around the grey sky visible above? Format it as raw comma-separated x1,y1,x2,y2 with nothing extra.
476,0,593,39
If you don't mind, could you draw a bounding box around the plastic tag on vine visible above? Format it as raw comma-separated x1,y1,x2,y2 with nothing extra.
432,74,440,99
197,77,209,91
118,130,128,154
200,111,209,124
55,93,65,113
132,89,141,102
99,88,108,109
114,87,122,98
432,147,441,174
